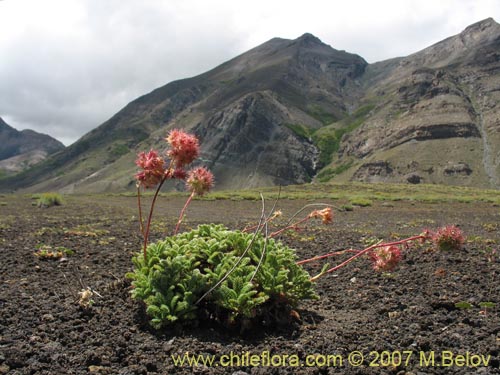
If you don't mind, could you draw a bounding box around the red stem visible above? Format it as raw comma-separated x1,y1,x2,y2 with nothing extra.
243,216,274,233
142,178,166,261
296,249,360,265
174,190,195,235
269,216,311,238
309,235,425,282
137,185,144,235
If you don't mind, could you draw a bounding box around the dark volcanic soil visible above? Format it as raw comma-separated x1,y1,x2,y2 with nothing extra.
0,194,499,375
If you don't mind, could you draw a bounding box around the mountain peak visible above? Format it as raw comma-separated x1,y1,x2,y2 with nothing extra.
459,17,500,45
0,117,17,135
296,33,324,45
462,17,498,33
0,117,10,129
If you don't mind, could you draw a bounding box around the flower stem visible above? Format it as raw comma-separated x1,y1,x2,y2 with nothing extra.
309,235,425,282
174,190,195,235
296,248,361,265
137,185,144,235
142,178,166,261
269,216,310,238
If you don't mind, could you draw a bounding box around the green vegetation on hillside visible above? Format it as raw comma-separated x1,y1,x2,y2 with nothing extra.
286,104,375,169
306,104,338,125
316,162,353,182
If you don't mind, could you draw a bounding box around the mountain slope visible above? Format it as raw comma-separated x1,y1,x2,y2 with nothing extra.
0,117,65,175
327,18,500,188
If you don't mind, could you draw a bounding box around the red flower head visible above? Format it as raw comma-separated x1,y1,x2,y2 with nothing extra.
166,129,200,168
186,167,214,196
309,207,333,224
135,150,165,188
172,168,187,180
370,245,402,272
432,225,465,251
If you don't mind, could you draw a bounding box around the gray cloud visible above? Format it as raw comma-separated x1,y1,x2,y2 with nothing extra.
0,0,498,145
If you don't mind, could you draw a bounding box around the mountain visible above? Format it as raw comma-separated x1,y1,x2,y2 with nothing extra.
0,117,65,176
329,17,500,188
2,33,367,192
1,18,499,193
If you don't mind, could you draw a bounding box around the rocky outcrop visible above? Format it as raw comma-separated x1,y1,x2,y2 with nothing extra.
352,161,394,183
195,92,319,188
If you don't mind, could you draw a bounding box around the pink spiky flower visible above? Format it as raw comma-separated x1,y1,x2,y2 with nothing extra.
370,245,402,272
309,207,333,224
135,150,165,188
432,225,465,251
172,168,187,180
166,129,200,168
186,167,214,196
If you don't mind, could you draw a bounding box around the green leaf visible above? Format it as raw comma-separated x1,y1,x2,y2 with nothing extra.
479,301,496,309
455,301,473,309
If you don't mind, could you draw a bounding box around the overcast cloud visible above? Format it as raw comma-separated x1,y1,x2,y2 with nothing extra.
0,0,498,145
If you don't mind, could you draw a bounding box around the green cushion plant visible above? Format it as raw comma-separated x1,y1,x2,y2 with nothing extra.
127,224,317,329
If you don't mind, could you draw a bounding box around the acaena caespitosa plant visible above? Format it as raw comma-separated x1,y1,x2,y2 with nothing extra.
128,130,465,330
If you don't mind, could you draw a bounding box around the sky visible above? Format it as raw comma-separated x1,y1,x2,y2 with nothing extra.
0,0,498,146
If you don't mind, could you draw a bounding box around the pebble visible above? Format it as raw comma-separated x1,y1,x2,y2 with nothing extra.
42,313,55,322
0,364,9,374
409,323,421,331
388,311,399,318
89,365,111,373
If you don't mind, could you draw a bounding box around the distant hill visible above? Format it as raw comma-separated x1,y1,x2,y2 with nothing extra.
1,18,499,193
0,117,64,176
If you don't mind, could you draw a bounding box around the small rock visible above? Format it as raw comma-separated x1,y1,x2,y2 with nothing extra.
406,173,422,184
42,313,55,322
409,323,421,331
388,311,400,318
0,364,9,374
350,277,357,283
89,365,111,373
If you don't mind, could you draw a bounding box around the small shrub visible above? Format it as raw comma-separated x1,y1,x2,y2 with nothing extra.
350,197,372,207
34,244,73,259
127,224,318,329
37,193,63,208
